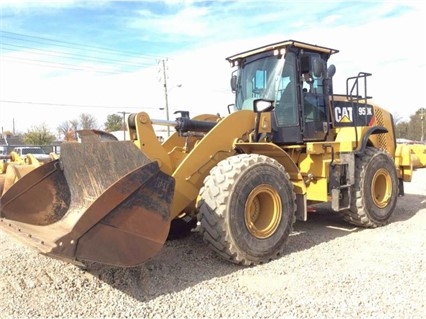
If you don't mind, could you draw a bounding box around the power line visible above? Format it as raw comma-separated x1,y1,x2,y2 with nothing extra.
0,30,164,73
1,43,157,68
0,30,164,59
1,56,123,74
0,99,159,110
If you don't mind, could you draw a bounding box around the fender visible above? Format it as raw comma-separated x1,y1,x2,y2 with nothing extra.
357,126,388,153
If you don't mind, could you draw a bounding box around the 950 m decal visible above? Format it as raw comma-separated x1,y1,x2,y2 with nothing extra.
333,101,374,127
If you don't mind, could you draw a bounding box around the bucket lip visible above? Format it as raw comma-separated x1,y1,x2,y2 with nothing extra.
0,218,56,253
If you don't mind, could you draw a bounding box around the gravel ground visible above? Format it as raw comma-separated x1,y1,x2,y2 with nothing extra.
0,168,425,318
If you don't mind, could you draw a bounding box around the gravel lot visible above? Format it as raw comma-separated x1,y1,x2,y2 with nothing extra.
1,168,425,318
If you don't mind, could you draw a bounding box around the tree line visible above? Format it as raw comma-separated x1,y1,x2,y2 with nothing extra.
2,113,123,145
394,108,425,142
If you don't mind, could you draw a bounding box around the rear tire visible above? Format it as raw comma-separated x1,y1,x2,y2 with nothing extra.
342,147,398,227
197,154,296,265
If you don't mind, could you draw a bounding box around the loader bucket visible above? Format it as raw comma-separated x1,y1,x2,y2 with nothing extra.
0,141,175,267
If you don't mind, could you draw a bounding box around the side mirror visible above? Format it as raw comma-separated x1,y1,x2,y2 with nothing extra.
327,64,336,78
230,74,237,92
253,99,274,113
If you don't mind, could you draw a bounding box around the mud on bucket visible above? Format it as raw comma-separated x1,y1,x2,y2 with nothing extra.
0,141,175,267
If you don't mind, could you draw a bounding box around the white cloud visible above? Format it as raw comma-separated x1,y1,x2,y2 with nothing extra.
132,6,210,38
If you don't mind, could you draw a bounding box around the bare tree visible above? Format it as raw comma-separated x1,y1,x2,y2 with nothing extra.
56,114,98,141
79,113,98,130
67,119,79,141
57,121,77,142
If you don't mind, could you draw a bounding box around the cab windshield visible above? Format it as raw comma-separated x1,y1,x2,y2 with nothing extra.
234,52,296,112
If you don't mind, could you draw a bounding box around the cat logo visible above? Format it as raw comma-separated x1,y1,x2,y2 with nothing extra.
334,106,353,123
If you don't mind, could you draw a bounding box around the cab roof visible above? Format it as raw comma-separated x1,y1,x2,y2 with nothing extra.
226,40,339,62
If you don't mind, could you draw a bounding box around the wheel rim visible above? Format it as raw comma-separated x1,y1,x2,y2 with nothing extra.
245,184,282,239
371,168,392,208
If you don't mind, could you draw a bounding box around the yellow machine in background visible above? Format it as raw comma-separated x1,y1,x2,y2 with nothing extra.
0,150,57,196
411,143,426,168
0,40,416,268
397,142,426,169
0,151,43,196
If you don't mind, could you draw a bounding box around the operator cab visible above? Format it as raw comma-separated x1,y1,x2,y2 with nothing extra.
227,40,338,144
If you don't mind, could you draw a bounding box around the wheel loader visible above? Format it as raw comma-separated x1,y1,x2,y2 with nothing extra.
0,150,53,196
0,40,414,268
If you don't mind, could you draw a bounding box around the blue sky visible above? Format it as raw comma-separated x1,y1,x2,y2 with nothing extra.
0,0,425,135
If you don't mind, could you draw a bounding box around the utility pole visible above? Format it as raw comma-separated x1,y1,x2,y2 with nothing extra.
117,111,130,140
161,59,171,137
158,59,182,138
421,108,425,143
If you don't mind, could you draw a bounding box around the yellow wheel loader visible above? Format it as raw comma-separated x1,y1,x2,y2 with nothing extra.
397,142,426,169
0,40,414,267
0,150,49,196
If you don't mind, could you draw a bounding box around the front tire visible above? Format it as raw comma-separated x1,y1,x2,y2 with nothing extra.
197,154,296,265
342,147,398,227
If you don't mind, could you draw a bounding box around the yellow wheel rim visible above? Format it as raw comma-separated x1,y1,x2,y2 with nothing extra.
371,168,392,208
245,184,282,239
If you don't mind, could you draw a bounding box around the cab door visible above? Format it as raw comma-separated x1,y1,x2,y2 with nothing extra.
271,51,304,144
300,54,329,141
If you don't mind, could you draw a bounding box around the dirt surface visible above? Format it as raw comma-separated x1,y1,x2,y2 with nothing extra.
0,168,425,318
